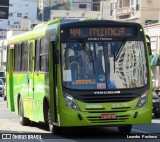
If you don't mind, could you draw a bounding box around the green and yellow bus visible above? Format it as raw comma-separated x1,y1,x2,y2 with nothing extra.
6,19,152,134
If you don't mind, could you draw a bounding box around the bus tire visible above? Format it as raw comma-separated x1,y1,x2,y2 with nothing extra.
19,97,30,126
118,125,132,135
47,108,61,134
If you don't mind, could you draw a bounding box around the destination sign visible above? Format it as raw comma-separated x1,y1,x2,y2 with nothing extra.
69,27,137,38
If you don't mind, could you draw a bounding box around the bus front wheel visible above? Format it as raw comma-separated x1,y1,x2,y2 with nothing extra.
118,125,132,135
19,97,30,126
47,109,61,134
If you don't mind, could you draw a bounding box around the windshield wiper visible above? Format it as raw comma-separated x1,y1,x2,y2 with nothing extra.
114,39,127,61
78,39,95,75
113,39,126,73
113,45,116,73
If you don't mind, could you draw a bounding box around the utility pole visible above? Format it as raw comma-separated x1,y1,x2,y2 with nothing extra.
101,0,104,19
41,0,44,22
1,20,5,71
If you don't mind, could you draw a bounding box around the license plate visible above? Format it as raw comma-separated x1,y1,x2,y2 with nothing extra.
101,114,116,120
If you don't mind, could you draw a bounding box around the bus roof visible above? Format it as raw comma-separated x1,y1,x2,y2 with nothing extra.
7,18,142,44
8,19,61,44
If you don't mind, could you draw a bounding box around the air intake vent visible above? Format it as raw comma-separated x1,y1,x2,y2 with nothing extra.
86,115,130,124
76,94,138,103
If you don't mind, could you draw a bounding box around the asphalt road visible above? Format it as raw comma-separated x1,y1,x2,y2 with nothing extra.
0,97,160,142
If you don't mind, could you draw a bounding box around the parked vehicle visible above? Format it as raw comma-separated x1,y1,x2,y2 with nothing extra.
0,79,4,97
152,90,160,118
155,89,160,97
3,83,6,100
0,71,5,84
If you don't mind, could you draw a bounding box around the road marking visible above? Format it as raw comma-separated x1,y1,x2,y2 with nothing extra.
132,129,160,136
132,129,149,134
36,139,45,142
0,125,45,142
0,124,23,133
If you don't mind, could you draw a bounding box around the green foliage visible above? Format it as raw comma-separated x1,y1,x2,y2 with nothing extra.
51,3,69,10
37,2,70,21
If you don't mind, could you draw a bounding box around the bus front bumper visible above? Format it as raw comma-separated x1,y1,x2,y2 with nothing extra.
58,105,152,127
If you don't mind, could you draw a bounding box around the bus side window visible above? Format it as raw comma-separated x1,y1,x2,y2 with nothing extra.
35,39,40,72
14,44,21,72
21,42,28,72
29,42,33,72
39,37,49,72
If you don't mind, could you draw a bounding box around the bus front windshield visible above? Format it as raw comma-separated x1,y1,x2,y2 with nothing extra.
61,40,148,90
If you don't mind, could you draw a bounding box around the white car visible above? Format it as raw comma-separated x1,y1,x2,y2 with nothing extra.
0,79,4,97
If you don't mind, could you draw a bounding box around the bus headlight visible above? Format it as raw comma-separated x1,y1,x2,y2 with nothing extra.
63,93,79,110
136,92,149,108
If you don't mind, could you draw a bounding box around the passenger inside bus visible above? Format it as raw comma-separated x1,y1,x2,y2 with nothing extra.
67,48,80,80
67,46,95,81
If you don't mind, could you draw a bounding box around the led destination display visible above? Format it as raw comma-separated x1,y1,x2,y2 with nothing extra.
69,27,137,38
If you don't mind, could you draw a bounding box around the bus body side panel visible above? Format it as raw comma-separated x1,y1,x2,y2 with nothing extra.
7,49,14,112
7,19,61,123
13,73,29,116
33,73,47,122
6,73,14,112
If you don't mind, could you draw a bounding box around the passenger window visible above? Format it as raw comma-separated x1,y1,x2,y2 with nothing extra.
29,42,33,72
35,39,40,72
39,37,49,72
14,44,21,72
21,42,28,72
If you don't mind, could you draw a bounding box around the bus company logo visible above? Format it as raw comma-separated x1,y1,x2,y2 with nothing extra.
94,91,120,94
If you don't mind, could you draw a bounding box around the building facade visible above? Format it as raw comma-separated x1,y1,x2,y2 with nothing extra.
38,0,69,12
71,0,92,11
51,0,110,19
0,0,37,40
0,30,26,71
71,0,103,11
51,10,102,19
0,0,37,29
38,0,57,12
110,0,160,26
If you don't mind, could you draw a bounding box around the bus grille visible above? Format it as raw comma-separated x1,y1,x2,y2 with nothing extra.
86,115,130,124
76,94,138,103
